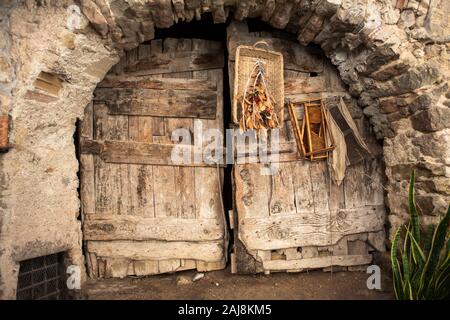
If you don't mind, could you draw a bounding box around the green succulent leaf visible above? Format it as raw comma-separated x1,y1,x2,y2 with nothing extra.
390,172,450,300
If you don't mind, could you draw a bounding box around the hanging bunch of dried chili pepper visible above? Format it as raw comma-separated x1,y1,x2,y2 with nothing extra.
239,60,279,132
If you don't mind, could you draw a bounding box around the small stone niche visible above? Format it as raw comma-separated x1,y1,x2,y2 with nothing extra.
0,115,9,151
24,71,63,103
33,71,62,96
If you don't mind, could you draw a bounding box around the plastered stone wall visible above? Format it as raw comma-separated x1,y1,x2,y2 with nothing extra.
0,0,449,299
0,0,120,299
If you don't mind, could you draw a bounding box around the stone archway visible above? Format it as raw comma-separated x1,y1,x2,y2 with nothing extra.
0,0,448,299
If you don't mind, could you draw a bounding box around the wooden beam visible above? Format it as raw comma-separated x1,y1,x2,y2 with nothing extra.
80,140,226,167
84,216,224,241
98,76,217,91
263,254,372,270
87,239,225,262
284,76,328,94
94,88,217,119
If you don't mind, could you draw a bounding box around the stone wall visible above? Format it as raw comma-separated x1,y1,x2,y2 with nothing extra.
0,0,120,299
0,0,448,299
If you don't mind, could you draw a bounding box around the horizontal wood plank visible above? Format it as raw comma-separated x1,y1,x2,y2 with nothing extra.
284,76,328,94
87,240,225,262
263,254,372,270
239,206,385,250
84,216,224,241
94,88,217,119
123,51,224,75
98,76,217,91
81,140,226,167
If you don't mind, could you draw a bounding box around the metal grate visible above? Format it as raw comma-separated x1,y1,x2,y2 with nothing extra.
16,252,66,300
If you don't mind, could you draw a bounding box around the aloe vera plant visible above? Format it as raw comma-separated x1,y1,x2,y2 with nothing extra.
391,170,450,300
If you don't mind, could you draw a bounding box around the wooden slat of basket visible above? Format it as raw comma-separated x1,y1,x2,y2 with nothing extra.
288,102,306,157
233,43,284,127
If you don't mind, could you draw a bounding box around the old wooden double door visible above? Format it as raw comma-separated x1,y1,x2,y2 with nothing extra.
80,31,385,278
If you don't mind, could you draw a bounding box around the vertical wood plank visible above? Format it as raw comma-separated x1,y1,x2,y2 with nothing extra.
153,165,178,217
268,162,296,215
328,174,345,212
175,166,196,218
292,161,315,214
343,163,365,208
128,115,155,217
310,161,329,213
363,158,384,206
81,154,95,215
194,59,224,221
93,103,129,215
128,164,155,216
80,102,95,216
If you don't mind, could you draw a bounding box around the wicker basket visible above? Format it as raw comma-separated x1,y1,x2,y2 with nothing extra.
0,115,9,150
233,41,284,127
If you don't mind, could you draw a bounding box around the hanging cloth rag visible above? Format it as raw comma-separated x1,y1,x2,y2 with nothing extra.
325,97,371,184
325,108,347,185
338,97,370,154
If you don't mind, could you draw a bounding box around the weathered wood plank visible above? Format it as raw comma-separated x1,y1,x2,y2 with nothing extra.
286,92,349,103
363,158,385,206
239,206,385,250
268,162,296,215
94,157,112,214
123,51,224,75
98,76,217,91
162,41,198,221
81,140,225,167
196,260,226,272
128,115,155,217
234,164,271,219
81,102,94,138
194,166,223,220
95,108,129,141
284,76,328,94
93,102,108,140
194,68,225,222
158,259,182,273
348,240,369,255
175,166,196,218
80,154,95,215
84,216,223,241
133,260,159,276
292,161,315,214
310,161,330,212
80,102,95,216
263,254,372,270
93,103,130,215
328,176,346,212
153,165,178,218
87,240,225,262
152,117,165,138
128,164,155,216
94,88,217,119
103,257,130,278
344,163,366,208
